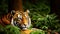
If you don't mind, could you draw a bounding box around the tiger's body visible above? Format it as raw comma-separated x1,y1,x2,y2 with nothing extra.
0,13,12,26
0,10,31,30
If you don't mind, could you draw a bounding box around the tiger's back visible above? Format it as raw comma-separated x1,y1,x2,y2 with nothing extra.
0,13,12,26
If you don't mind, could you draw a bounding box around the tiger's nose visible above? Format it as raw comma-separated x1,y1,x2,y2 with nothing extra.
23,23,28,26
24,24,26,26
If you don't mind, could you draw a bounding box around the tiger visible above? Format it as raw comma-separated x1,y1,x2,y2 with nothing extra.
0,9,31,30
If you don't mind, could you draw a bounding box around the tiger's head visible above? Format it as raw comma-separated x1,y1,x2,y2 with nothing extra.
11,10,31,30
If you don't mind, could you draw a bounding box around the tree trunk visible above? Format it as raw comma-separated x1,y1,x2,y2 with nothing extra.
8,0,24,12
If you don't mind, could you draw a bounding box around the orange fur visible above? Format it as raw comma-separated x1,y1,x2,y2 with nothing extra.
0,13,11,26
21,29,32,34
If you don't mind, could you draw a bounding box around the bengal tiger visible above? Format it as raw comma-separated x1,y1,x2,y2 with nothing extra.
0,9,31,30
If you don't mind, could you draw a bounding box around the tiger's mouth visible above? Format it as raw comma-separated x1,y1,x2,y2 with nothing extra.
21,24,28,30
21,27,27,30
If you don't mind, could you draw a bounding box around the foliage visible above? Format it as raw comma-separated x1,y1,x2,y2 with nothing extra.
23,0,50,15
0,0,8,15
0,25,20,34
30,13,60,30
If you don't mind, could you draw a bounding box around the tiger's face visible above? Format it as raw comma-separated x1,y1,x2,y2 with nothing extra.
11,10,31,30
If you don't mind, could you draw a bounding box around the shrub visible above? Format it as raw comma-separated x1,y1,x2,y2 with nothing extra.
30,13,60,30
0,25,20,34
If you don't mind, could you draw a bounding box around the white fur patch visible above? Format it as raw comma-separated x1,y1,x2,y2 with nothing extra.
11,18,14,26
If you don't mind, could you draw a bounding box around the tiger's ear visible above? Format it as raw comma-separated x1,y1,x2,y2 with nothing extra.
11,10,15,16
11,10,15,14
24,9,30,16
25,9,30,14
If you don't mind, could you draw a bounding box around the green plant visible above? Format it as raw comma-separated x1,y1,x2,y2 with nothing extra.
23,0,50,15
31,13,60,30
0,25,20,34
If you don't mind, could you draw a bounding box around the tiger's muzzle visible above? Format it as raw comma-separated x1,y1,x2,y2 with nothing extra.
13,20,28,30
